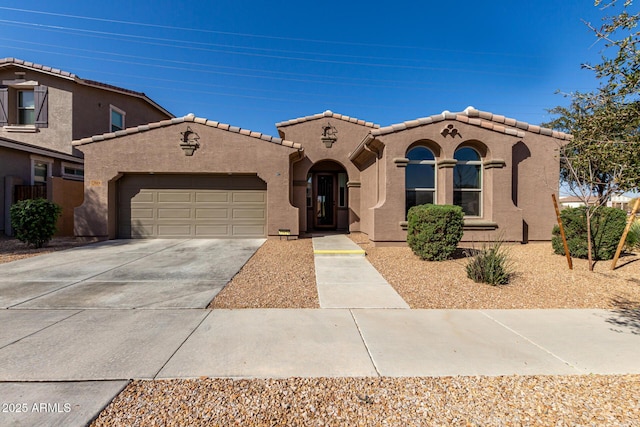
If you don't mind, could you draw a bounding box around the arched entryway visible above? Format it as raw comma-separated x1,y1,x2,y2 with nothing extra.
306,160,348,231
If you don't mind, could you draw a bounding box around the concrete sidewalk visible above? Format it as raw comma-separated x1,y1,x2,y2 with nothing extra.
312,235,410,309
1,308,640,426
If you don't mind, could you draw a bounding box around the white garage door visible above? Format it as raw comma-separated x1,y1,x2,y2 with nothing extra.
118,174,266,238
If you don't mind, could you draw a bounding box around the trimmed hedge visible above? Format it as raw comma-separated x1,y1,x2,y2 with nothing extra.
10,198,62,248
407,204,464,261
551,206,627,260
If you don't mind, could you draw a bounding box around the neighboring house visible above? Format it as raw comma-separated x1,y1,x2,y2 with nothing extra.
558,195,598,209
74,107,570,245
0,58,173,236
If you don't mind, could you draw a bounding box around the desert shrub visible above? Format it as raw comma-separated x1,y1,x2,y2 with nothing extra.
466,240,513,285
625,219,640,251
10,198,62,248
551,206,627,260
407,204,464,261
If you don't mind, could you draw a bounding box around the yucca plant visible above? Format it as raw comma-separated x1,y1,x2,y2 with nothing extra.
466,240,513,286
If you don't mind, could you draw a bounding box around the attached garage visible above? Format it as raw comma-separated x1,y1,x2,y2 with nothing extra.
118,174,267,238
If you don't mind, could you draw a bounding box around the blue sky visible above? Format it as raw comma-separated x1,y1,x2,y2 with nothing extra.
0,1,624,136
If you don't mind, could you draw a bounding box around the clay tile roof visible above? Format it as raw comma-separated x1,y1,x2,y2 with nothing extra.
370,106,572,140
275,110,380,129
72,114,302,150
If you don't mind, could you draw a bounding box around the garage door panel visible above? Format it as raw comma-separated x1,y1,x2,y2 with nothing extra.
119,175,266,238
158,192,192,203
157,224,192,236
195,224,230,236
232,208,265,219
232,225,266,236
195,192,229,203
195,208,229,219
131,192,154,203
157,208,192,219
130,223,154,238
131,208,155,219
232,192,266,203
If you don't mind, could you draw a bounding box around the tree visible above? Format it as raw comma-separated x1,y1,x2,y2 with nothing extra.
544,0,640,270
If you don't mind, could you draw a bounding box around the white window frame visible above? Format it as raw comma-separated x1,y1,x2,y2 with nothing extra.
110,105,126,132
453,147,483,217
30,154,53,185
17,89,35,125
61,161,85,181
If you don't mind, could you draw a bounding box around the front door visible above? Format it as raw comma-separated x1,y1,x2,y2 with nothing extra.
314,173,336,229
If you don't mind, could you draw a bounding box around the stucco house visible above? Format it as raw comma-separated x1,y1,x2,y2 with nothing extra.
73,107,570,245
0,58,173,236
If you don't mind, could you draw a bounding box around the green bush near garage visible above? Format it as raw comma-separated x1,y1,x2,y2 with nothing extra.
407,204,464,261
10,198,62,248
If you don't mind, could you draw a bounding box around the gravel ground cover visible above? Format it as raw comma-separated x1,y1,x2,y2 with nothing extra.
348,233,640,310
209,238,319,309
92,375,640,426
0,236,94,264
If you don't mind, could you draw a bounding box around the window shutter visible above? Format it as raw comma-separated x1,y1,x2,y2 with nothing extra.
0,86,8,126
34,85,48,128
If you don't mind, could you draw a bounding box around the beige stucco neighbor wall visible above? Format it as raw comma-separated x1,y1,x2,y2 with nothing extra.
74,121,300,239
359,120,559,244
278,115,375,234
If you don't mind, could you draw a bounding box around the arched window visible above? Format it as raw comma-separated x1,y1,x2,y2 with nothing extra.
454,147,482,216
405,146,436,215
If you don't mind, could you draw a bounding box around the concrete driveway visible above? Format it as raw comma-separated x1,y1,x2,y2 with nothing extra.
0,238,265,309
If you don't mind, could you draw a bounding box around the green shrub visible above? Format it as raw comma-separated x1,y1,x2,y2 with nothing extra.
466,240,513,285
625,219,640,251
10,198,62,248
407,204,464,261
551,206,627,260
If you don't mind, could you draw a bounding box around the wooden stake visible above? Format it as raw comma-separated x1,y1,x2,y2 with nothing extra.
552,194,573,270
610,198,640,270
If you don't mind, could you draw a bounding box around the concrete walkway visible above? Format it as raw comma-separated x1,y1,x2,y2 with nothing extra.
1,239,640,426
312,235,409,309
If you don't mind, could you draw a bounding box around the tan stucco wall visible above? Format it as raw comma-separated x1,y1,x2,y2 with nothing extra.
74,122,300,239
279,117,373,233
361,121,559,244
71,84,171,141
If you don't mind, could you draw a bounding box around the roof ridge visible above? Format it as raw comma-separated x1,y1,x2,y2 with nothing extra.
276,110,380,129
0,57,76,79
0,57,173,118
371,106,572,141
73,114,302,149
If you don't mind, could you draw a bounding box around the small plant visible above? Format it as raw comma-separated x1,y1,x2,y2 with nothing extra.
407,204,464,261
10,198,62,248
466,240,513,285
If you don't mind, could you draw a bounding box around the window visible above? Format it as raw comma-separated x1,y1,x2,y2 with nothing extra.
454,147,482,216
405,146,436,216
0,85,48,128
306,174,312,207
110,105,125,132
30,155,53,186
62,162,85,180
338,172,347,207
18,90,35,125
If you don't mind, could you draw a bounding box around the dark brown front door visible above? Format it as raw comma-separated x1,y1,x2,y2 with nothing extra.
314,173,336,229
